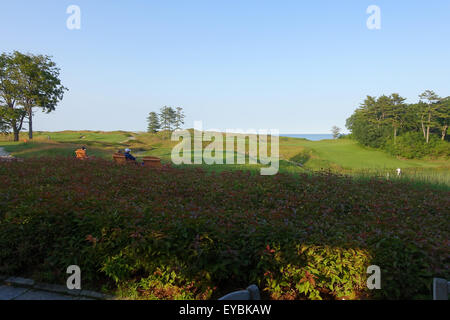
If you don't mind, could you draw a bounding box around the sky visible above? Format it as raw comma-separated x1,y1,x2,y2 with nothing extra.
1,0,449,134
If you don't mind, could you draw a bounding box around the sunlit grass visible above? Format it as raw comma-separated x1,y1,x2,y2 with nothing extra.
1,130,448,188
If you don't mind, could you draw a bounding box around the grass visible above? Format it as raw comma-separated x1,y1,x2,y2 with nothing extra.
1,130,449,188
280,137,448,169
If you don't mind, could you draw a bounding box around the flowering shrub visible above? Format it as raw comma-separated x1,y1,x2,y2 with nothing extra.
0,158,448,299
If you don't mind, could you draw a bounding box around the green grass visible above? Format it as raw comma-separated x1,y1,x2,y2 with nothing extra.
1,130,448,188
280,138,447,169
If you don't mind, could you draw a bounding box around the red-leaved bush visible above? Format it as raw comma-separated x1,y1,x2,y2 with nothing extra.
0,158,448,299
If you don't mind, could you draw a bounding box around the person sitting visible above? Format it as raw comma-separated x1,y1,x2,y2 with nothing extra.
124,148,136,162
75,146,88,160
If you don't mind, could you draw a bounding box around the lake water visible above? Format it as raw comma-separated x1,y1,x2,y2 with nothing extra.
280,134,334,141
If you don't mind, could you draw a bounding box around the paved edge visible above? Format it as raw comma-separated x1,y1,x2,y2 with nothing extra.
0,275,115,300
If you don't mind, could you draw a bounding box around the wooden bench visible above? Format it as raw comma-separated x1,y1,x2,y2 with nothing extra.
142,156,162,168
113,153,127,164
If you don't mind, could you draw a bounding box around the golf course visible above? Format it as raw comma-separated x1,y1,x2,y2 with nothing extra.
1,130,449,189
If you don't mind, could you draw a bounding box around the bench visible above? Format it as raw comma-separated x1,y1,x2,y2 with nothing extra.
113,154,127,164
142,156,162,168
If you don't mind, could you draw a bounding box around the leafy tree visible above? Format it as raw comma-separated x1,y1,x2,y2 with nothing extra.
147,112,160,133
347,91,449,159
0,115,9,134
346,96,391,148
0,51,67,141
0,52,27,141
346,109,387,148
331,125,341,139
174,107,185,130
17,52,67,140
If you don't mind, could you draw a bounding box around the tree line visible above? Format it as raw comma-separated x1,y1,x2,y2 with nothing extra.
0,51,67,141
147,106,185,133
346,90,449,158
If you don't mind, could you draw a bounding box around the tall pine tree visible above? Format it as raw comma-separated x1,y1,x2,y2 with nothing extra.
147,112,160,133
174,107,185,130
159,106,176,131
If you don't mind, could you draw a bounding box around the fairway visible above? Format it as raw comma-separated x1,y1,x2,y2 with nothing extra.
282,138,447,169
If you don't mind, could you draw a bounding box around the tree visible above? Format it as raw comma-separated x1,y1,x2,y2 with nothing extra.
159,106,176,131
331,126,341,139
346,95,391,148
0,52,27,141
15,52,67,140
419,90,441,143
0,51,67,141
436,97,450,141
346,90,449,159
147,112,160,133
385,93,407,144
0,115,9,134
174,107,185,130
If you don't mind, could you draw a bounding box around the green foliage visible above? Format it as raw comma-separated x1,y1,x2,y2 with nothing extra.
385,132,450,159
260,244,371,299
147,112,160,133
346,109,389,148
147,106,185,133
0,51,67,140
159,106,177,131
0,158,448,299
174,107,185,131
346,92,450,158
370,237,432,299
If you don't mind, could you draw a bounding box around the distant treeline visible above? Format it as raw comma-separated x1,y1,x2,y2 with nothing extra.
147,106,185,133
346,90,450,159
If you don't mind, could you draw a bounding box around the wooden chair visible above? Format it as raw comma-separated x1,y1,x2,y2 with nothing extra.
142,156,162,168
113,153,127,165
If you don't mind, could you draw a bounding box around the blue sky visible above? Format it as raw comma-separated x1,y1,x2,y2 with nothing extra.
1,0,449,133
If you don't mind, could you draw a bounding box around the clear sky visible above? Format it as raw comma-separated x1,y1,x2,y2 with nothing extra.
1,0,449,133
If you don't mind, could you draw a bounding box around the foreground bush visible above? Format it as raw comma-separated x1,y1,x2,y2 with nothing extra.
0,158,448,299
385,132,450,159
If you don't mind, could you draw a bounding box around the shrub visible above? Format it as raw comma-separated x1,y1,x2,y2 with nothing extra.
385,132,450,159
0,158,448,299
